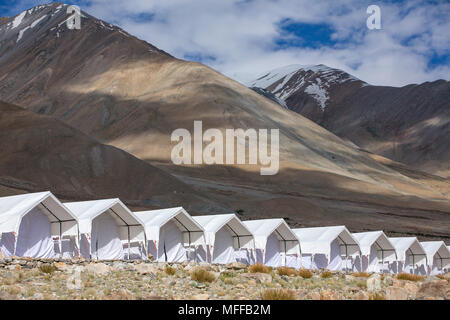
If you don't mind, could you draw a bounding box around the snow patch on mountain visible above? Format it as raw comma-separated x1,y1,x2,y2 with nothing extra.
249,64,367,112
248,64,308,88
11,11,26,29
16,14,48,42
304,82,329,111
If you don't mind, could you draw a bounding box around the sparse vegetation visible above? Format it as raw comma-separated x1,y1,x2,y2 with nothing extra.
355,280,367,289
396,273,424,282
39,264,56,274
370,292,386,300
248,263,271,274
0,257,445,300
297,268,313,279
219,271,236,282
165,265,176,276
261,288,296,300
351,272,371,278
277,267,297,276
320,270,333,279
190,267,216,283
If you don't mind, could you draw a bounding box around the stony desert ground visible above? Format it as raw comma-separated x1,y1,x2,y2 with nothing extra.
0,258,448,300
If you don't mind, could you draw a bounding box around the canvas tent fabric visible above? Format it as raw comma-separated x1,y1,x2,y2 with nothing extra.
192,214,254,264
352,231,396,273
389,237,427,275
420,241,450,275
0,192,79,258
134,207,205,263
65,199,145,260
293,226,360,271
242,219,301,268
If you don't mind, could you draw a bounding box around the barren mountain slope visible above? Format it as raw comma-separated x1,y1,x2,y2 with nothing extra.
0,4,449,239
0,100,216,211
249,65,450,177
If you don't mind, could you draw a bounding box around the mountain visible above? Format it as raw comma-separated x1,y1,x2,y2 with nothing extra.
0,100,215,211
0,3,449,239
248,65,450,178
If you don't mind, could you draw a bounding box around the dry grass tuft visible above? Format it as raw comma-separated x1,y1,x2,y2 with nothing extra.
297,268,313,279
248,263,271,274
320,271,333,279
370,292,386,300
39,264,56,274
165,265,176,276
351,272,371,278
190,267,216,283
261,288,296,300
396,273,424,282
277,267,297,276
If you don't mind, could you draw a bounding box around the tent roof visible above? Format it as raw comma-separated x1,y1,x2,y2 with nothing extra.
193,214,252,237
352,231,395,256
0,191,77,234
243,218,297,241
420,241,450,263
64,198,143,234
292,226,360,256
389,237,426,261
242,218,300,252
134,207,204,243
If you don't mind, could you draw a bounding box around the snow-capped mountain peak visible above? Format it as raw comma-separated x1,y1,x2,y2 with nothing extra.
248,64,366,111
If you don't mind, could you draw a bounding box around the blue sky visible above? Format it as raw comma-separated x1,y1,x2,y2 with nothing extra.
1,0,449,86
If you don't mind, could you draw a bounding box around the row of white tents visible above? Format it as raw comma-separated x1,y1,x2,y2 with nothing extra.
0,191,449,276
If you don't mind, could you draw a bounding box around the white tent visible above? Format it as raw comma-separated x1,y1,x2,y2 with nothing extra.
65,199,145,260
192,214,254,264
293,226,361,271
352,231,397,273
242,219,301,268
389,237,427,275
134,207,205,263
420,241,450,275
0,191,79,258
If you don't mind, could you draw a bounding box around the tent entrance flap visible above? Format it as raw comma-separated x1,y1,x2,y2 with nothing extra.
91,212,124,260
13,207,55,258
157,220,187,263
212,226,235,264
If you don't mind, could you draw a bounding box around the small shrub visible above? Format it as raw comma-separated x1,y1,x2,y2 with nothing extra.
7,285,21,295
190,267,216,283
298,268,313,279
248,263,271,274
396,273,424,282
165,265,176,276
262,288,296,300
39,263,56,274
356,280,367,289
277,267,297,276
320,270,333,279
351,272,370,278
370,292,386,300
219,271,236,281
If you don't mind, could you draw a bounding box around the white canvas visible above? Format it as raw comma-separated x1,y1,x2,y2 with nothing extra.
234,248,254,265
193,214,254,265
91,212,124,260
212,226,235,264
9,207,55,258
264,233,282,267
243,218,301,268
0,192,79,258
157,220,187,262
